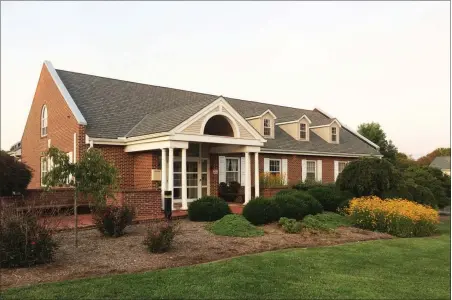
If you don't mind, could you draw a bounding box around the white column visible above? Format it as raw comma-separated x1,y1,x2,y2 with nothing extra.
168,148,174,210
181,148,188,210
254,152,259,198
245,152,251,203
161,148,167,209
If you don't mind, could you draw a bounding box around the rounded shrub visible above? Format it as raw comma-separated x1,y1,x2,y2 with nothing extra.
0,209,58,268
407,183,437,207
307,186,352,212
188,196,231,221
209,214,264,237
275,189,298,197
92,205,136,237
336,157,401,197
274,191,323,220
242,197,280,225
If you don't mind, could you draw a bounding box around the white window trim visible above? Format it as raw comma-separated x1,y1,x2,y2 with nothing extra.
225,157,240,184
331,126,339,143
306,160,317,181
269,158,282,175
41,105,48,137
299,122,309,141
40,156,48,186
338,161,349,173
263,118,273,138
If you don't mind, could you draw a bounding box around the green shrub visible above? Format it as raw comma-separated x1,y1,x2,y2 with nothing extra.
336,157,401,197
275,189,298,197
143,221,178,253
209,215,264,237
302,215,332,232
188,196,231,222
406,182,437,207
305,212,351,229
307,186,353,212
274,191,323,220
242,197,280,225
0,208,58,268
0,150,32,196
278,217,302,233
92,205,135,237
292,181,325,191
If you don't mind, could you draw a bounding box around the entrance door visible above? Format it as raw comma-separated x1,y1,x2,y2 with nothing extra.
172,158,209,202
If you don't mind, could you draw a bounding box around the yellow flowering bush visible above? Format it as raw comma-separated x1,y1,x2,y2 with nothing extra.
344,196,439,237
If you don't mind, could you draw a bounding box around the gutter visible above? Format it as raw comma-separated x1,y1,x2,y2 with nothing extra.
261,148,383,158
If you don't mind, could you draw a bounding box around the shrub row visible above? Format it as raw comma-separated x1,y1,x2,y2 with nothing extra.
345,196,439,237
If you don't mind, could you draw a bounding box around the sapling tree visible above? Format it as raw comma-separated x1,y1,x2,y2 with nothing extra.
42,146,118,246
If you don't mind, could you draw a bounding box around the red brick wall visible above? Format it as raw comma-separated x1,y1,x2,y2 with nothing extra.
21,64,83,189
261,187,289,198
95,145,135,189
115,189,161,217
0,188,90,208
133,151,160,189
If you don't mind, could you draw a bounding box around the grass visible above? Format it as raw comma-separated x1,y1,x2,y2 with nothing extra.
3,219,450,299
207,214,264,237
302,212,351,231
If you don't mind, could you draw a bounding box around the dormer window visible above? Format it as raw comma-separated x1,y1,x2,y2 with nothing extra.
331,127,338,142
263,118,272,137
41,105,48,137
299,122,309,141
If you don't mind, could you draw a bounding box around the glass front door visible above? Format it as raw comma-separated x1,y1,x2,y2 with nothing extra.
172,158,209,201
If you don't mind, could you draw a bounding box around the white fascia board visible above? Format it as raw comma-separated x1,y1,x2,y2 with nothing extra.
171,133,264,147
261,148,383,158
245,109,277,120
125,140,189,152
310,119,342,129
276,114,312,125
314,107,379,150
209,145,261,154
44,61,87,125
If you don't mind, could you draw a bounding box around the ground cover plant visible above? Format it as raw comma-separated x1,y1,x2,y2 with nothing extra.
208,214,264,237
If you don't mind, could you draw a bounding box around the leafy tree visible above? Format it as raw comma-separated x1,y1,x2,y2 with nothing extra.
394,152,418,171
0,150,32,196
417,148,451,166
43,146,118,246
336,157,401,197
358,122,398,162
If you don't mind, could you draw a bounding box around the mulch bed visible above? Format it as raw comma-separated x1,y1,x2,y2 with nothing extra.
1,220,392,289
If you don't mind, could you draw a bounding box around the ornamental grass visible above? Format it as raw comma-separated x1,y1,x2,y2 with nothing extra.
344,196,439,237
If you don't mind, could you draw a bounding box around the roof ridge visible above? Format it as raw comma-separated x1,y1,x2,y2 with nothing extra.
224,96,315,115
56,69,220,99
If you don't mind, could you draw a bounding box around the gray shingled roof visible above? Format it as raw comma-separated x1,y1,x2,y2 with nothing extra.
56,69,380,155
430,156,451,170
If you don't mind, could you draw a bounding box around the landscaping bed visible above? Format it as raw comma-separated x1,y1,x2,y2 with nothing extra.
1,219,391,289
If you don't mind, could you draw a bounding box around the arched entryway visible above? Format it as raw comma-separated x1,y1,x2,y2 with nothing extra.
203,115,235,137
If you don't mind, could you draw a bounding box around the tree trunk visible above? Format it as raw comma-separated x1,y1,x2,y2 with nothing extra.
74,186,78,247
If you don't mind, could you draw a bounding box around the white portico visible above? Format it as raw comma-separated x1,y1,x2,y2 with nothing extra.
123,97,266,210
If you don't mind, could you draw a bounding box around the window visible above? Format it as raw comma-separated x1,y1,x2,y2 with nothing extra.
263,119,272,136
331,127,337,142
40,157,48,186
300,123,307,140
41,105,48,136
306,160,316,181
269,159,281,175
338,161,349,174
226,158,239,183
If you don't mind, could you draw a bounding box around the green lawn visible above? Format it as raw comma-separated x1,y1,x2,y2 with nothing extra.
3,220,450,299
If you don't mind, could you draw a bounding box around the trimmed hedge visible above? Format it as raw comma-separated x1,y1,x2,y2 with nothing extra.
307,186,354,212
243,197,280,225
188,196,231,221
274,191,323,220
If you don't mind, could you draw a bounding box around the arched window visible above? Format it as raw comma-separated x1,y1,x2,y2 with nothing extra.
41,105,48,136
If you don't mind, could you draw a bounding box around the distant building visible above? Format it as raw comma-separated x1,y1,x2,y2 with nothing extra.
430,156,451,176
8,141,21,161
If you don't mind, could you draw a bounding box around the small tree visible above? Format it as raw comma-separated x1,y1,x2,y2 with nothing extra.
336,157,401,197
0,150,32,196
43,146,118,246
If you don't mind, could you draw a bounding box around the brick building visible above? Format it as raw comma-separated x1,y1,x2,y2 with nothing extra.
21,61,381,215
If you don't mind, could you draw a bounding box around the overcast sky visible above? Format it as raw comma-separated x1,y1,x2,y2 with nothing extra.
1,1,450,158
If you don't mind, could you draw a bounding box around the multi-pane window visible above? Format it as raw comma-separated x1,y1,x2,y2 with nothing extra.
300,123,307,140
40,157,48,186
269,159,281,175
263,119,271,136
306,160,316,181
331,127,337,142
41,105,48,136
226,158,239,183
338,161,349,174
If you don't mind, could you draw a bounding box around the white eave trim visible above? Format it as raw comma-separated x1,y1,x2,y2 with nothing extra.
245,109,277,120
261,148,383,158
276,114,312,125
310,119,342,129
314,107,380,150
44,60,87,125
